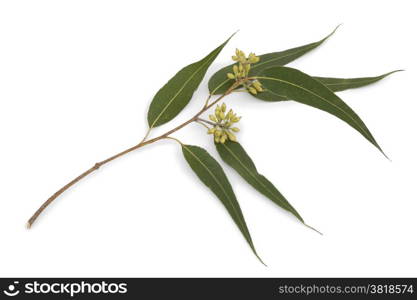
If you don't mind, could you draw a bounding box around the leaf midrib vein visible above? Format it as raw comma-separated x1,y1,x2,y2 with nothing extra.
258,76,374,143
183,146,251,242
222,143,292,212
253,42,318,70
151,49,220,128
322,79,379,86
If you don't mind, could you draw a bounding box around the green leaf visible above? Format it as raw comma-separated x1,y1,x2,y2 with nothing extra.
258,66,385,156
251,70,402,102
215,140,304,223
208,26,340,95
314,70,402,92
147,34,233,128
181,144,264,265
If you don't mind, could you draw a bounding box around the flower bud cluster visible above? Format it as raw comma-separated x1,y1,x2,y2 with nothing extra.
207,103,240,143
226,49,264,95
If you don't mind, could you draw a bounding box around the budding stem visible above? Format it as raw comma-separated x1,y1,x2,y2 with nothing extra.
195,120,210,130
27,81,242,228
196,118,218,127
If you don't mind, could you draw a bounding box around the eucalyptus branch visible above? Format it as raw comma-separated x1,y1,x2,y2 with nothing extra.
27,29,399,265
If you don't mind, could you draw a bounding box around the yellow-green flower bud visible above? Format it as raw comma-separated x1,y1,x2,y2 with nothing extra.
215,136,220,143
232,55,238,61
245,64,251,73
227,73,235,79
238,63,243,72
252,80,261,88
226,131,237,142
220,133,227,144
215,109,221,119
231,116,241,123
252,80,263,92
238,49,246,59
209,114,217,122
225,121,232,128
248,53,260,64
219,111,225,120
214,129,222,137
231,127,240,132
207,128,216,134
221,103,226,112
248,87,257,94
233,65,239,75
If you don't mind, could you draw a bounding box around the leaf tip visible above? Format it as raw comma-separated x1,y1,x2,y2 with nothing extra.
324,24,342,41
374,144,390,161
256,254,268,267
378,69,404,81
387,69,405,75
304,223,323,235
369,139,390,160
226,30,239,43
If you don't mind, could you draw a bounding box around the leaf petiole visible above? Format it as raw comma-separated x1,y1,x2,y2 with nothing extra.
164,136,184,145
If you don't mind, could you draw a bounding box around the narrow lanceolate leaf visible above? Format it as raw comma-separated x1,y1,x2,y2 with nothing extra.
208,26,340,95
216,140,304,223
181,144,264,264
313,70,402,92
251,70,402,102
258,66,385,155
147,34,233,128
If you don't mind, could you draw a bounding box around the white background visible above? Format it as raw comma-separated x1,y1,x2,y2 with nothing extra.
1,0,416,277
